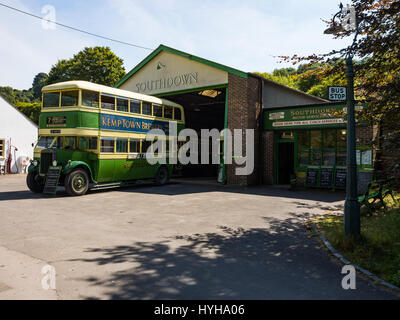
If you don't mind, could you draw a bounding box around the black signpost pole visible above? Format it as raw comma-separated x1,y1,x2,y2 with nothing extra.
344,56,360,238
324,3,361,239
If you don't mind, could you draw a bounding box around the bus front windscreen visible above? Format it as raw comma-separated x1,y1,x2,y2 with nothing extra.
35,136,62,149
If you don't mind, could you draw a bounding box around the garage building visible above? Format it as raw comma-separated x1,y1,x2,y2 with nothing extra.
116,45,374,188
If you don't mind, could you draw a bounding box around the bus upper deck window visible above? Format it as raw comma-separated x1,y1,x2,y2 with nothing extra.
174,108,182,121
164,106,173,119
142,102,152,115
82,90,99,108
130,99,141,114
61,91,79,107
43,92,60,108
117,97,129,112
101,94,116,110
153,104,162,117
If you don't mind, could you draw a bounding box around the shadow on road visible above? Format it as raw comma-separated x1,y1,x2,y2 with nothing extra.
70,212,394,300
0,181,345,203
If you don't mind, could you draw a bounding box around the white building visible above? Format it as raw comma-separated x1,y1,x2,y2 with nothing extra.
0,96,38,174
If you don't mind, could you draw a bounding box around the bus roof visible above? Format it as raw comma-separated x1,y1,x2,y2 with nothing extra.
42,80,182,108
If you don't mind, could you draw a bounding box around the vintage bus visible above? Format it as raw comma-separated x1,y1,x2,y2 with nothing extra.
27,81,185,196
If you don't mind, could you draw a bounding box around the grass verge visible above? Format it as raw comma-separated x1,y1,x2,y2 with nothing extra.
315,195,400,287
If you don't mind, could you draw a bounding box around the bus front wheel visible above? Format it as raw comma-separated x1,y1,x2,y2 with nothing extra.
155,166,169,186
27,172,44,193
65,169,89,196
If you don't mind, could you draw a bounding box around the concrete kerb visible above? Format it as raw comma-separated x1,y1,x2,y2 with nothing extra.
311,222,400,295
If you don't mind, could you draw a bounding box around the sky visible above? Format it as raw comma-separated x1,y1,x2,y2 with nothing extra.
0,0,352,90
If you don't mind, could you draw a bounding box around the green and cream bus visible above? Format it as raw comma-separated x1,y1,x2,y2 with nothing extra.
27,81,185,196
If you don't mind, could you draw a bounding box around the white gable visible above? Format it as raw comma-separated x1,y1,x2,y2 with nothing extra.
119,51,228,95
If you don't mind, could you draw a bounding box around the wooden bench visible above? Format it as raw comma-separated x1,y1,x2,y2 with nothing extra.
358,177,398,214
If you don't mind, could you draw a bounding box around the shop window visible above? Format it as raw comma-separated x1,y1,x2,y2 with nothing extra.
61,91,79,107
142,102,152,115
297,131,310,168
117,97,129,112
298,150,310,167
116,138,128,153
43,92,60,108
310,130,322,149
129,139,140,153
82,90,99,108
337,129,347,148
101,138,115,153
101,94,116,110
130,99,141,114
322,130,336,166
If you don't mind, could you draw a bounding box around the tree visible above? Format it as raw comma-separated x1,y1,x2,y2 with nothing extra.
280,0,400,183
32,73,49,100
46,46,126,87
14,102,41,124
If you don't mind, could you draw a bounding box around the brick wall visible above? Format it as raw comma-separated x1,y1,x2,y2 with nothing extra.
262,131,274,184
226,73,261,186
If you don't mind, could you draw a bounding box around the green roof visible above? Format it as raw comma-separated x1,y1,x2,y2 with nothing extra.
115,44,248,88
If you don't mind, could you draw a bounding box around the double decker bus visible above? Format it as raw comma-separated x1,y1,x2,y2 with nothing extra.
27,81,185,196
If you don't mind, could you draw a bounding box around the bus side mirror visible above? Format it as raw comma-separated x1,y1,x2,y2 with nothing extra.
32,143,34,147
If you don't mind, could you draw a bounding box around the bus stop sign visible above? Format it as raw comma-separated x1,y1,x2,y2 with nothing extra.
328,86,347,101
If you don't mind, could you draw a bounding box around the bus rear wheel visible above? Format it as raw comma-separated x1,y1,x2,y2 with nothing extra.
27,172,44,193
155,166,169,185
65,169,89,196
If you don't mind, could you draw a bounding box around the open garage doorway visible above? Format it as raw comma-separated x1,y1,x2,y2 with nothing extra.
159,87,227,183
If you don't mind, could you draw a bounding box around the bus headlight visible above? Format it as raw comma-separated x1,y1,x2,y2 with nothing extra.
52,160,57,167
33,160,38,167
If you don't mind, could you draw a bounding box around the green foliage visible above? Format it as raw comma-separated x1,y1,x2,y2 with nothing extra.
32,72,49,100
253,62,347,99
316,196,400,286
0,86,34,105
46,46,126,87
14,101,41,124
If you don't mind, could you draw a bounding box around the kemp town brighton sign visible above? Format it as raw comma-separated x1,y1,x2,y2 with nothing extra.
134,72,199,93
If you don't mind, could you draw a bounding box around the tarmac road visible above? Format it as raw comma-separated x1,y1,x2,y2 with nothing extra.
0,174,397,299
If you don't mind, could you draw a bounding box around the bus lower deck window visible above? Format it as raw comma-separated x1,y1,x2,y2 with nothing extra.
89,137,98,150
82,90,99,108
142,102,152,115
142,140,152,153
116,138,128,153
117,97,129,112
64,137,76,150
129,139,140,153
101,138,115,153
79,137,97,150
101,94,116,110
61,90,79,107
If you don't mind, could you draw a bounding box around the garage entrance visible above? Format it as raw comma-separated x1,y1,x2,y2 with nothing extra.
159,87,227,182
